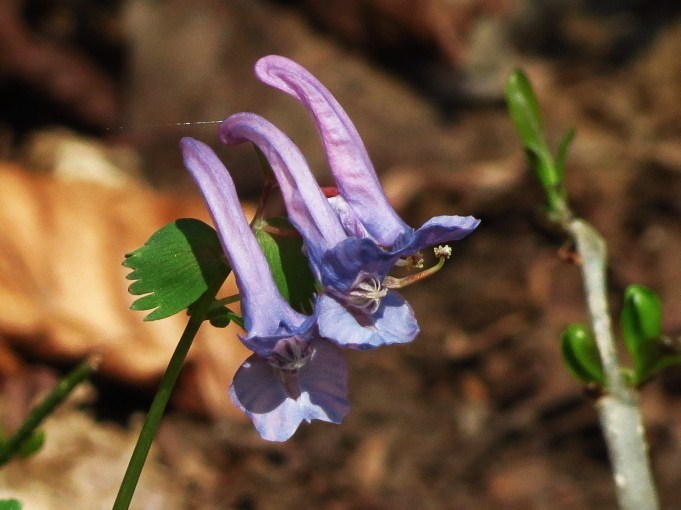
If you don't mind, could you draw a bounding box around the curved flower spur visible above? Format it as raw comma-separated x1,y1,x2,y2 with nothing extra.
219,56,480,350
254,55,481,256
180,137,349,442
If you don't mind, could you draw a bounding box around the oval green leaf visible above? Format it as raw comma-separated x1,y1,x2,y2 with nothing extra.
561,323,604,385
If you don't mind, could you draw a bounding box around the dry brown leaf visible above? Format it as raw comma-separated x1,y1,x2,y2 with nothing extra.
0,162,251,419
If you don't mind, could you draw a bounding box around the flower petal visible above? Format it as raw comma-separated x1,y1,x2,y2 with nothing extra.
392,215,481,255
239,314,317,359
180,137,304,338
219,113,346,266
299,339,351,423
316,292,419,349
327,195,369,238
230,340,350,442
318,237,397,292
255,55,408,246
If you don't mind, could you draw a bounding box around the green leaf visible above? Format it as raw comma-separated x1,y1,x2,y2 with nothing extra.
18,429,45,458
621,285,661,370
505,70,567,214
253,218,317,315
123,219,230,321
622,285,662,348
561,323,604,385
0,499,22,510
621,285,667,383
505,70,545,151
555,127,576,180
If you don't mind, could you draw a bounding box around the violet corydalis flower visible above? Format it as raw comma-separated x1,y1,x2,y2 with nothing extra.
219,55,480,349
180,137,349,441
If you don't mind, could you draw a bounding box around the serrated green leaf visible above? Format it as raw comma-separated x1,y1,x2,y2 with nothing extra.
123,218,230,321
0,499,22,510
254,218,316,315
18,429,45,458
561,323,604,385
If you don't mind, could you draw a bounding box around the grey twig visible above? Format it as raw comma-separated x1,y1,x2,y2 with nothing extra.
567,219,658,510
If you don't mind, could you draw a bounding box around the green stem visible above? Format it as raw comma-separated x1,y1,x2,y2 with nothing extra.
0,356,100,467
112,276,225,510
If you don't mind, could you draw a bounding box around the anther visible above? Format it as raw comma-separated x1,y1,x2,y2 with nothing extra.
384,245,452,289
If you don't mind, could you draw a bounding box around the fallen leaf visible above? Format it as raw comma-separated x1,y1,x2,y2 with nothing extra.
0,162,251,419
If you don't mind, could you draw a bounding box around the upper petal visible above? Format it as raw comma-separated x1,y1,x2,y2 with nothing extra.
219,113,346,266
180,137,304,338
316,291,419,349
319,237,397,292
392,215,481,256
255,55,408,246
327,195,370,239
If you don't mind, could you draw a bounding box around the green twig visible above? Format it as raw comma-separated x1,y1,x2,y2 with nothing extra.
0,356,100,467
112,275,225,510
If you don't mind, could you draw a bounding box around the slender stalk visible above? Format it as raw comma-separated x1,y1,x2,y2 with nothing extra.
506,68,659,508
567,220,658,510
112,276,224,510
0,356,100,466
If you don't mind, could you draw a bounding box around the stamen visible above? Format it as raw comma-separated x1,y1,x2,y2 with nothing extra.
394,252,425,270
345,274,388,314
384,245,452,289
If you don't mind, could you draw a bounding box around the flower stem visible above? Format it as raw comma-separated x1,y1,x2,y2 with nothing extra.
112,276,225,510
566,220,658,510
0,356,101,467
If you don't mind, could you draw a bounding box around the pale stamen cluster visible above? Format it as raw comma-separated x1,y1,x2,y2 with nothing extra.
346,274,389,314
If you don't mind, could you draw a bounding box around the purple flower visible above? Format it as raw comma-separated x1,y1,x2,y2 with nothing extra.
220,114,419,350
253,55,480,256
218,56,479,350
180,137,349,441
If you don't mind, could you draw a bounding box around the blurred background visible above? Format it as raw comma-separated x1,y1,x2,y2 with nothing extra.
1,0,681,508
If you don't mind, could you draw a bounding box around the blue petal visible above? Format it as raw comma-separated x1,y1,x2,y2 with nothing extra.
393,215,481,255
219,113,346,261
327,195,369,239
319,237,397,292
298,339,350,423
239,314,317,358
230,340,350,442
316,292,419,349
180,137,305,338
